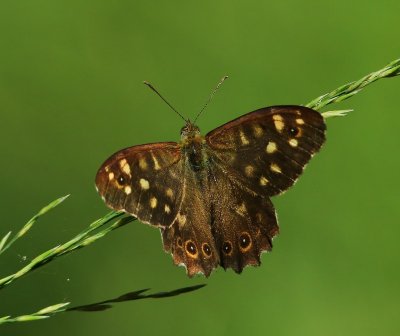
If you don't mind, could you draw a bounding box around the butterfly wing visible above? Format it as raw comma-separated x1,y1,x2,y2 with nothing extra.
199,105,326,274
206,105,326,196
160,167,220,277
95,142,184,228
208,164,279,273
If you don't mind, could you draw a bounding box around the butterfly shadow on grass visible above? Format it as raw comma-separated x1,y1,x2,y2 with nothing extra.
66,284,206,313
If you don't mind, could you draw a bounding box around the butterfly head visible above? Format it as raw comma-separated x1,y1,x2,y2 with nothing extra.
180,120,201,140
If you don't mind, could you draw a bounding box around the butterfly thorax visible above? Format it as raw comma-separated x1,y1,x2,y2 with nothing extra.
179,121,208,171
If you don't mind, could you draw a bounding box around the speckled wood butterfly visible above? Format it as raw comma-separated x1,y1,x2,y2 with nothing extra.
95,79,326,277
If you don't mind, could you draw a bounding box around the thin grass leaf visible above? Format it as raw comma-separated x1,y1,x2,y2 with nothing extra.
36,302,70,315
13,315,50,322
0,195,70,256
0,232,11,253
306,58,400,110
0,213,133,290
322,109,353,118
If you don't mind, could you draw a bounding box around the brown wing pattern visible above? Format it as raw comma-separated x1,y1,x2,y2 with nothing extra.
96,105,326,277
206,106,326,196
161,153,279,276
207,163,279,273
95,142,183,228
161,163,220,277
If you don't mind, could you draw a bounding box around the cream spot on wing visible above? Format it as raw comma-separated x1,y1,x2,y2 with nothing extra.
122,163,131,175
245,165,254,177
139,178,149,190
105,166,110,172
296,118,305,125
119,159,127,168
266,141,277,154
176,213,187,228
164,204,171,214
260,176,269,186
272,114,285,132
139,158,148,170
166,188,174,198
235,203,247,217
253,125,263,137
108,172,115,181
270,163,282,173
289,138,298,147
150,197,158,208
239,130,250,145
124,186,132,195
151,154,161,170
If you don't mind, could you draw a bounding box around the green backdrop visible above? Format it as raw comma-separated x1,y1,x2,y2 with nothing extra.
1,1,399,335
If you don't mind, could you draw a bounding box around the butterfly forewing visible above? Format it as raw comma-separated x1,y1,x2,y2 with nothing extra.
206,106,326,196
95,142,184,228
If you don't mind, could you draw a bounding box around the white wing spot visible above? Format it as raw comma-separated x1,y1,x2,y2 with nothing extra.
164,204,171,214
253,125,263,137
124,186,132,195
150,197,158,208
139,178,150,190
119,159,127,168
273,114,285,132
245,165,254,177
139,158,148,170
108,172,115,181
270,163,282,174
239,130,250,145
176,213,187,228
166,188,174,198
296,118,305,125
122,163,131,176
151,154,161,170
266,141,277,154
289,138,298,147
260,176,269,186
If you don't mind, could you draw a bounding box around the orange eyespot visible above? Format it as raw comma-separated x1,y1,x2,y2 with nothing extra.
202,243,212,257
185,240,198,258
222,241,233,255
117,175,125,185
239,232,252,252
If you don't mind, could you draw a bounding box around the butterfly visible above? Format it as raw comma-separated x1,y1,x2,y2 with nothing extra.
95,80,326,277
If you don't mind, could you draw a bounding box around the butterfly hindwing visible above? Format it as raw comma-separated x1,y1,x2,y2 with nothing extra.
206,106,326,196
95,142,184,228
208,164,279,273
161,165,220,277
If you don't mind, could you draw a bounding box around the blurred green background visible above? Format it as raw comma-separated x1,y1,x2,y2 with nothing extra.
1,1,399,335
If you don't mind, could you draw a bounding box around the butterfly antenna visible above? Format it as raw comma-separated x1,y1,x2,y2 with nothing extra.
143,81,187,122
193,75,229,123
